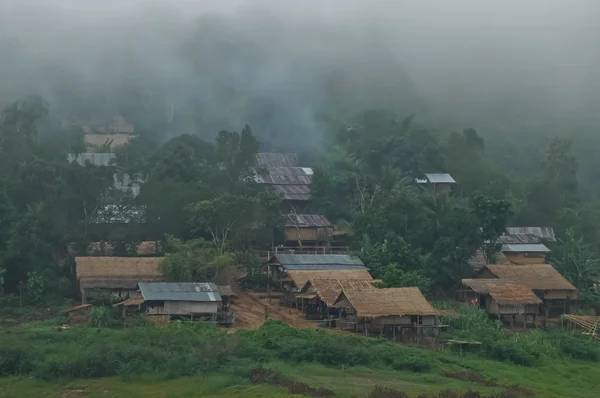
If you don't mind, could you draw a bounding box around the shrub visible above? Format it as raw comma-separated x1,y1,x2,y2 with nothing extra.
484,339,538,366
561,336,599,361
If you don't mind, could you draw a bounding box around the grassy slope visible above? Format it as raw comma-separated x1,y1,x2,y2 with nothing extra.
1,319,600,398
2,358,600,398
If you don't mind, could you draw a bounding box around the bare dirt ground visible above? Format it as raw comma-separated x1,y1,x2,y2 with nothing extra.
229,280,317,329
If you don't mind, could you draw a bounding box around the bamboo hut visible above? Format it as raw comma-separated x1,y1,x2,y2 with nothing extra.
461,279,542,327
297,278,377,324
76,257,162,303
477,263,577,316
333,287,439,341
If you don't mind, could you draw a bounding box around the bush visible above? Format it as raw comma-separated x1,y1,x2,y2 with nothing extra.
561,336,599,361
0,346,32,375
87,306,119,328
484,339,538,366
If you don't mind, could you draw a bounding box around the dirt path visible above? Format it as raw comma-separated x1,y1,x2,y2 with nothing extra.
229,280,317,329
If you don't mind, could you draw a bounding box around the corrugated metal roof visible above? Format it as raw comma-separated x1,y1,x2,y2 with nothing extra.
67,153,116,167
284,264,368,271
501,244,550,253
285,214,332,228
256,167,313,185
138,282,222,302
256,152,300,168
497,234,541,244
272,254,364,266
506,227,556,241
274,185,311,200
425,173,456,183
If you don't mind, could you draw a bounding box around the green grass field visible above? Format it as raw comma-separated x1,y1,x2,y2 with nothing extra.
1,357,599,398
1,314,600,398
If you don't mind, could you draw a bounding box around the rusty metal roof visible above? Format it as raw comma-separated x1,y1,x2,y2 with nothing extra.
285,214,332,228
497,234,541,244
505,227,556,241
274,185,311,201
256,167,313,185
256,152,300,168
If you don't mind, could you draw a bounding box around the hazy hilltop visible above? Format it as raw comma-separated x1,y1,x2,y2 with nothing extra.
0,0,598,150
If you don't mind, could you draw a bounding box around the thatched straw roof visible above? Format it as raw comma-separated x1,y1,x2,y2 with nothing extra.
333,287,437,318
301,279,376,306
286,269,373,288
483,264,576,291
76,257,162,289
462,279,541,305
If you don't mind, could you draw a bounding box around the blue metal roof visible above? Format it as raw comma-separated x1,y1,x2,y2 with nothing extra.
138,282,221,302
272,254,364,266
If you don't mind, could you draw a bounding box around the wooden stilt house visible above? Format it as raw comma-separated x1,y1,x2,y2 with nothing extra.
333,287,440,341
460,279,542,327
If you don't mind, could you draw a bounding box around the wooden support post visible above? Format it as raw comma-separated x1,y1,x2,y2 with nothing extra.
393,324,396,342
81,288,87,304
510,314,515,328
524,314,527,329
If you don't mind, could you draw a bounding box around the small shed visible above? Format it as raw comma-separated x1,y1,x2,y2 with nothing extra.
477,264,577,316
333,287,439,340
285,214,333,245
138,282,222,320
298,278,377,323
461,279,541,327
415,173,456,193
76,257,162,303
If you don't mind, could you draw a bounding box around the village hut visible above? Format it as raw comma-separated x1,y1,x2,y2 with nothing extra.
268,254,370,305
496,234,550,264
297,278,377,323
76,257,162,303
477,263,577,316
285,214,333,246
461,279,542,327
333,287,439,340
138,282,222,321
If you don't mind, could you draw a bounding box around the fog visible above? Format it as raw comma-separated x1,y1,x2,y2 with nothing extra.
0,0,598,147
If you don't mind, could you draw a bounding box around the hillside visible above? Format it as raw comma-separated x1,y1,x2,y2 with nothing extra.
1,316,600,398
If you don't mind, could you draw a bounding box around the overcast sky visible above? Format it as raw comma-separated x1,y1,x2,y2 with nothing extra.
0,0,598,142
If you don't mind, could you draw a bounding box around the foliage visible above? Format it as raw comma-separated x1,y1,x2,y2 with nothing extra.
160,236,236,282
87,306,118,328
377,264,432,295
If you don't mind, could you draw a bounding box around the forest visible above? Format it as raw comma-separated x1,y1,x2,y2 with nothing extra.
0,93,599,309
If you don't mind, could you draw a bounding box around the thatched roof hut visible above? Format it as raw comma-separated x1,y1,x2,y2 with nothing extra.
286,269,373,289
299,278,376,306
76,257,162,290
480,264,576,292
333,287,437,318
462,279,542,306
